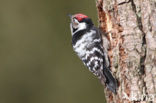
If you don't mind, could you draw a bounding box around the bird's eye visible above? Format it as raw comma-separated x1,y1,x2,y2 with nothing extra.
72,18,79,29
73,18,78,23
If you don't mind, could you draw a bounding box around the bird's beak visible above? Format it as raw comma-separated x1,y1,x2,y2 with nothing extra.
68,14,72,19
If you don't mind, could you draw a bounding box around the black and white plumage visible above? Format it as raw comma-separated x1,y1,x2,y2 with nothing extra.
69,13,117,93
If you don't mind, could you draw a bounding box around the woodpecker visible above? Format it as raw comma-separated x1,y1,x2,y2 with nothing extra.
69,13,117,93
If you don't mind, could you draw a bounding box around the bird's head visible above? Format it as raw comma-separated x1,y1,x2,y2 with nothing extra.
69,13,93,35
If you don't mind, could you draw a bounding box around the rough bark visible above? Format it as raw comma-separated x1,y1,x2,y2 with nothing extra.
96,0,156,102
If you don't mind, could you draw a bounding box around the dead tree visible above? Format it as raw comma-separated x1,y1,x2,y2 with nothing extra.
96,0,156,102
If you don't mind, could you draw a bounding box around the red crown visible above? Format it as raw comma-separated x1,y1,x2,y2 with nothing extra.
74,13,88,21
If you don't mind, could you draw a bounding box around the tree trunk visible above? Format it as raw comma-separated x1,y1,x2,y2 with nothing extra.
96,0,156,102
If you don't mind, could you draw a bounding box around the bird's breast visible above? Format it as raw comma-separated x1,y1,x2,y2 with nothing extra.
73,30,96,57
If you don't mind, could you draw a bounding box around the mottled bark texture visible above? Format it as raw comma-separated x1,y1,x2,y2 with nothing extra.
96,0,156,102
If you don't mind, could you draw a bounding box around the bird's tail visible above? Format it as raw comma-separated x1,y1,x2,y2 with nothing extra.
102,67,117,94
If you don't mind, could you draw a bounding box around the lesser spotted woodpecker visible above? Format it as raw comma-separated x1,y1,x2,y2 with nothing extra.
69,13,117,93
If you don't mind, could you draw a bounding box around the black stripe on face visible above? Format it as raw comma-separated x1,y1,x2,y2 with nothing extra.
73,28,78,33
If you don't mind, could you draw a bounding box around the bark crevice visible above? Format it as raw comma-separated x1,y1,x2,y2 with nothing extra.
130,0,147,73
96,0,156,102
130,0,148,101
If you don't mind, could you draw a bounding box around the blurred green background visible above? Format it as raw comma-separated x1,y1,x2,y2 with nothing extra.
0,0,105,103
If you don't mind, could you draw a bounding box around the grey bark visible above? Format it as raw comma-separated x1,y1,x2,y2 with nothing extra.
96,0,156,102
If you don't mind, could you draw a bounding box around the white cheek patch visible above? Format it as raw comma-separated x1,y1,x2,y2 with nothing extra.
71,22,87,35
78,22,87,30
